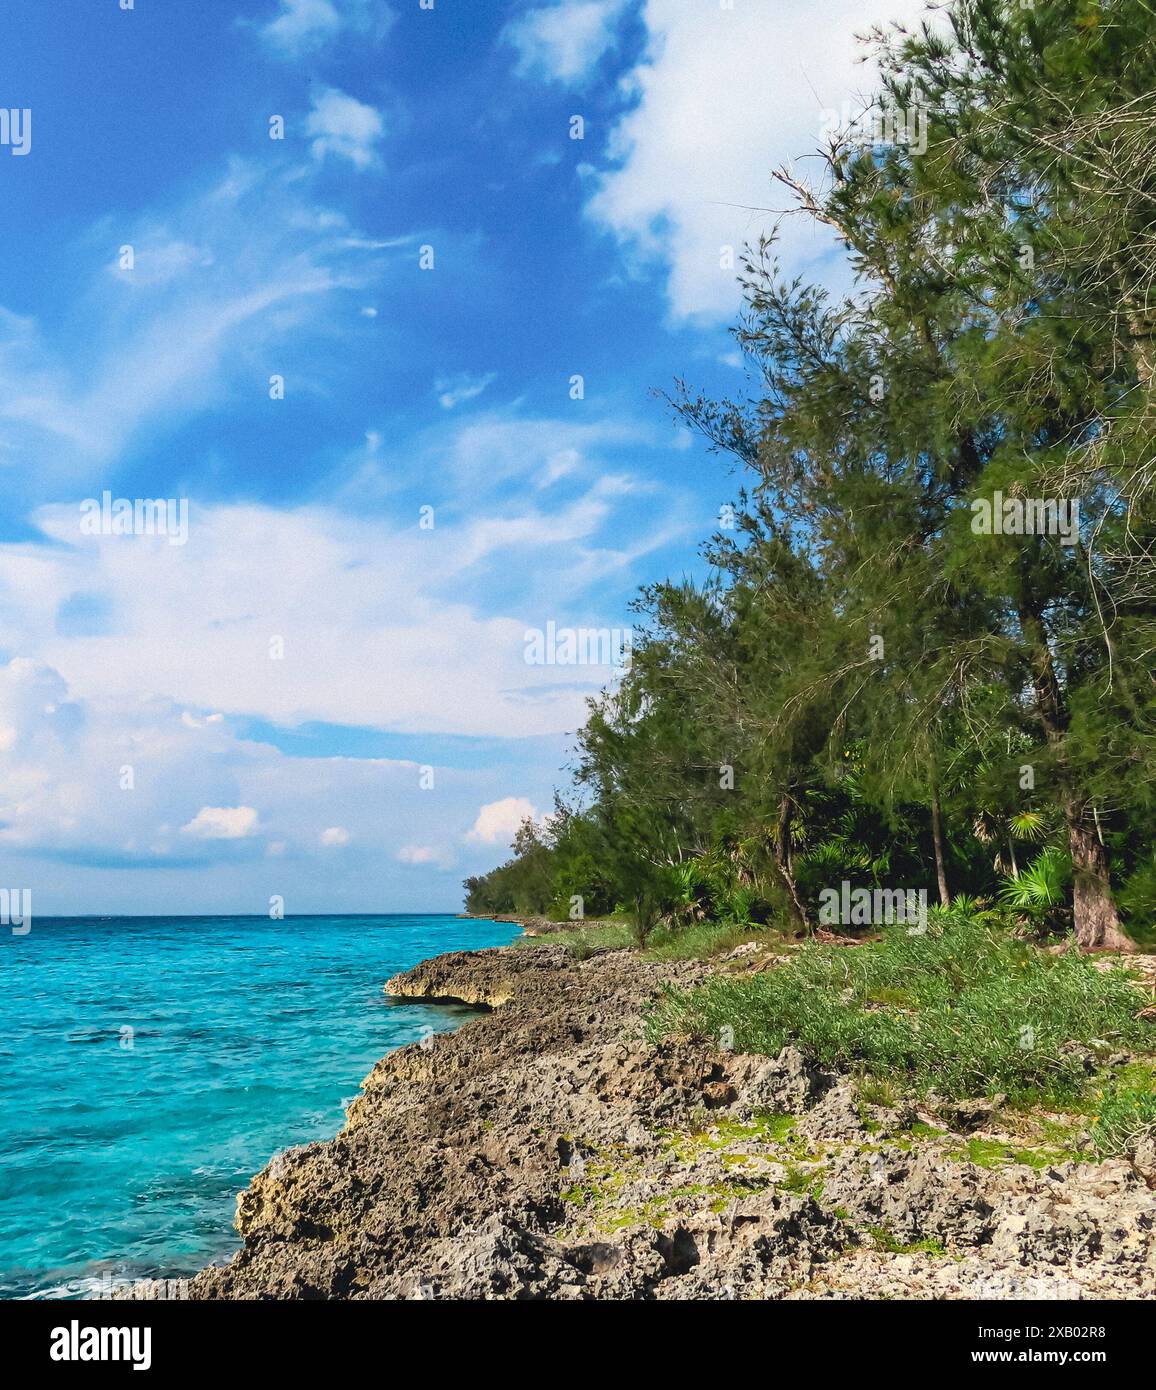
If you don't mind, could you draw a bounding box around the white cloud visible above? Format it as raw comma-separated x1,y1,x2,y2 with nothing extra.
0,162,396,480
181,711,224,729
438,413,646,491
505,1,626,84
586,0,930,321
262,0,342,49
0,659,258,861
0,657,535,874
396,843,455,869
307,88,385,170
1,479,669,739
181,805,261,839
258,0,394,56
436,372,497,410
467,796,537,845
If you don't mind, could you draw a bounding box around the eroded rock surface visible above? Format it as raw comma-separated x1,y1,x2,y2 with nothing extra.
188,942,1156,1300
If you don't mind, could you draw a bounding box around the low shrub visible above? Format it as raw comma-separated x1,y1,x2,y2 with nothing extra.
647,915,1153,1104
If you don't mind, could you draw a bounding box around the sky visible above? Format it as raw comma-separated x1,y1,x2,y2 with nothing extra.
0,0,927,914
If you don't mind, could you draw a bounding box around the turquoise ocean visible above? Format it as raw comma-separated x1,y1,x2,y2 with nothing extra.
0,913,517,1299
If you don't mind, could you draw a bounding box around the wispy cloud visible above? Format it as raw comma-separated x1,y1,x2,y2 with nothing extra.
436,412,647,491
257,0,395,57
0,161,398,484
182,805,262,840
2,478,676,739
397,843,454,869
436,372,497,410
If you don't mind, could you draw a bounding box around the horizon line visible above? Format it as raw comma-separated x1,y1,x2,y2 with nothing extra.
17,910,486,921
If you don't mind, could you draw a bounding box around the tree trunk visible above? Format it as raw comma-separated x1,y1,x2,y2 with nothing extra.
1018,599,1128,950
1068,807,1134,951
774,792,809,930
930,790,950,907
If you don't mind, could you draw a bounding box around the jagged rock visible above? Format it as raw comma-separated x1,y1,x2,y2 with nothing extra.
726,1046,835,1117
720,941,761,960
795,1081,864,1143
184,940,1156,1302
925,1092,1007,1131
1132,1134,1156,1186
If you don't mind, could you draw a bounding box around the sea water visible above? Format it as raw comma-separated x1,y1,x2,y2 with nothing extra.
0,913,517,1299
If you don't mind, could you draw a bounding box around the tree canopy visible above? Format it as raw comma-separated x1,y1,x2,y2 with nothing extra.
466,0,1156,951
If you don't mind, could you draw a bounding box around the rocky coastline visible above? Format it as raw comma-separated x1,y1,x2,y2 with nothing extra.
187,935,1156,1300
457,911,580,936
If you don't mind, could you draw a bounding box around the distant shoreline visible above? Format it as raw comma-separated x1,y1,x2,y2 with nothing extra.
458,911,585,936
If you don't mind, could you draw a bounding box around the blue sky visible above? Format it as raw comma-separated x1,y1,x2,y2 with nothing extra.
0,0,922,913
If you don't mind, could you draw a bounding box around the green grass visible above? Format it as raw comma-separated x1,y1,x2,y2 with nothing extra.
1089,1085,1156,1158
516,915,783,963
642,920,777,962
864,1226,948,1257
956,1137,1093,1169
776,1163,825,1196
692,1112,798,1144
513,920,637,959
646,916,1154,1106
857,1076,902,1108
907,1120,947,1139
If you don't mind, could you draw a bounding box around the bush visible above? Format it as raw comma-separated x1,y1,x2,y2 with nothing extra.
647,915,1154,1104
998,848,1072,931
643,919,771,962
1089,1082,1156,1158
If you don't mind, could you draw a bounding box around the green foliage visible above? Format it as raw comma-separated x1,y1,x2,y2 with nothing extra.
464,0,1156,952
462,816,556,917
1090,1086,1156,1160
1119,857,1156,943
646,916,1153,1104
999,848,1072,924
642,920,770,963
1008,812,1050,846
865,1227,947,1258
523,921,635,961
